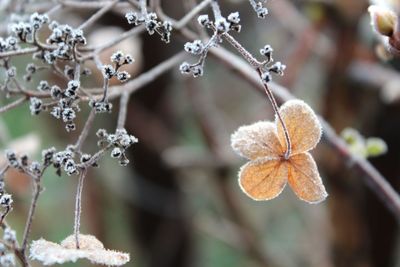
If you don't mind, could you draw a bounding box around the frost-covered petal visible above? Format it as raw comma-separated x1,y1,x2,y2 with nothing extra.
30,234,130,266
88,249,131,266
29,238,87,265
287,153,328,204
231,121,283,160
238,158,288,201
276,100,322,155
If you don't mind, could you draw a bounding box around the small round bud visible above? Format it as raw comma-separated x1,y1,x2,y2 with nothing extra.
111,147,122,158
261,71,271,83
197,14,210,27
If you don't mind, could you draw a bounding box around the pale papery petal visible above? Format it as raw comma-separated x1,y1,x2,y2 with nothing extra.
287,153,328,204
231,121,283,160
29,234,130,266
276,100,322,155
238,158,288,201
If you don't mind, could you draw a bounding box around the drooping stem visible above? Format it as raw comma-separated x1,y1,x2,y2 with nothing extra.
74,169,87,249
220,29,292,157
257,69,291,158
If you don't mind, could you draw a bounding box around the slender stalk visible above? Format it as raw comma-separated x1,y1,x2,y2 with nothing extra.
78,0,119,30
174,0,212,29
210,0,222,19
0,47,38,59
220,31,292,157
74,169,87,249
117,92,129,129
257,68,291,158
139,0,147,14
74,110,96,152
45,3,62,17
101,78,110,102
80,26,145,53
21,177,42,251
0,97,27,114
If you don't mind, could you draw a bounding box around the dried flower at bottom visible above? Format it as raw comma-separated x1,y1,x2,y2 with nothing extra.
231,100,327,204
30,234,130,266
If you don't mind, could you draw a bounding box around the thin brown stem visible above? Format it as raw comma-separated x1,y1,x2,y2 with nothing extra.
74,169,87,249
21,176,43,251
257,68,291,158
78,0,119,30
0,97,27,114
74,110,96,152
0,47,39,59
117,92,129,129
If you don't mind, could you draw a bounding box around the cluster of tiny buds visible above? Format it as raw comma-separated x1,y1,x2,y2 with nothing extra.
10,12,49,43
41,146,96,176
29,79,80,131
180,12,241,78
101,51,133,82
5,150,42,178
0,36,18,53
249,0,269,19
259,45,286,83
90,51,134,113
125,11,172,43
97,128,138,166
27,20,86,65
197,12,241,34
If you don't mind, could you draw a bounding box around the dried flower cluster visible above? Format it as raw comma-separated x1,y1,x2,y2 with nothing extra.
125,7,172,43
180,11,285,83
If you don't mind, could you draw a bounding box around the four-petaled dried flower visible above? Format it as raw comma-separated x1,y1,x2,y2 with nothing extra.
231,100,328,203
30,234,130,266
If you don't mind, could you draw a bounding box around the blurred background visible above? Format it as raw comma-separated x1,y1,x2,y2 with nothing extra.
1,0,400,266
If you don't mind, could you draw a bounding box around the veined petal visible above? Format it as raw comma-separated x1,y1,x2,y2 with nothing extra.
276,100,322,155
231,121,283,160
287,153,328,204
238,158,288,201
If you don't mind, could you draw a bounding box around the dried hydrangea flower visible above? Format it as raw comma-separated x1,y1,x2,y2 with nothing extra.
231,100,327,204
30,234,130,266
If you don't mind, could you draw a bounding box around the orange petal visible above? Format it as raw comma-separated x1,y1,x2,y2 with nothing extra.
276,100,322,155
231,121,283,160
238,158,288,201
287,153,328,204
